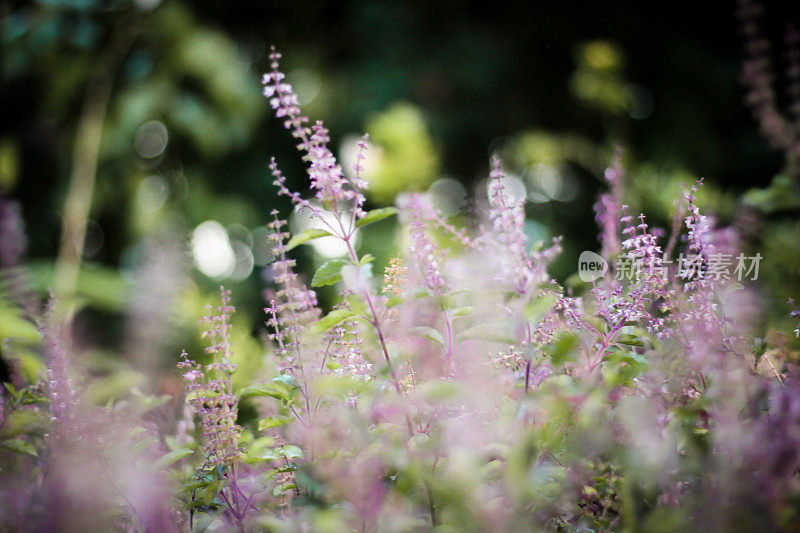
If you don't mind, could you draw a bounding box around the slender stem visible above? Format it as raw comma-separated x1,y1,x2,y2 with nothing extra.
96,452,144,529
588,319,625,374
426,482,438,527
53,16,140,318
434,286,455,376
344,236,414,436
524,323,533,393
53,76,111,307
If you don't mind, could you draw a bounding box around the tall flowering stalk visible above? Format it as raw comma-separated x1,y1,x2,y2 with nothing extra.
675,179,737,354
40,302,80,441
382,257,407,323
262,49,412,435
264,209,322,428
32,299,176,531
481,157,543,293
594,148,623,258
738,0,800,173
180,288,240,466
178,288,253,528
404,194,448,293
265,211,320,369
0,196,37,320
618,210,673,333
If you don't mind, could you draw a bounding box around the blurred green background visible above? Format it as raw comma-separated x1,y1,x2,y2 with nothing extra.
1,0,799,393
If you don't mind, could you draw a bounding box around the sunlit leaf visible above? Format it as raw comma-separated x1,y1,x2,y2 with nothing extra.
277,445,303,459
285,228,334,252
311,259,349,287
154,448,193,469
258,415,293,431
0,439,37,457
311,308,356,333
355,207,399,228
412,326,444,347
449,306,474,318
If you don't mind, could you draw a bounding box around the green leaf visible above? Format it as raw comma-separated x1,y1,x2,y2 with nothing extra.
311,308,356,333
272,373,299,388
449,306,474,318
359,253,375,265
753,337,767,363
277,445,304,459
154,448,193,469
355,207,399,228
546,332,579,367
258,415,294,431
244,441,278,462
273,482,299,496
285,228,334,252
275,376,300,404
311,259,349,287
0,438,37,457
240,382,294,403
3,383,20,404
385,295,404,308
0,305,40,343
21,394,48,406
27,261,130,312
524,292,559,326
742,174,800,214
601,350,649,386
240,384,277,399
615,334,644,347
412,326,445,347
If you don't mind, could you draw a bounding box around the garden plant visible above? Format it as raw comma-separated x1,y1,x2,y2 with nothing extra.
2,20,800,531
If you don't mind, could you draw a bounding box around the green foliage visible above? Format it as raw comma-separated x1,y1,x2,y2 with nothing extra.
155,448,194,470
310,259,350,287
286,229,335,252
310,308,357,333
355,207,399,228
365,103,440,203
241,375,300,407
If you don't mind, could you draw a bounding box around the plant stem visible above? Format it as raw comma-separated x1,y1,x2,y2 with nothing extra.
53,16,140,319
344,237,415,436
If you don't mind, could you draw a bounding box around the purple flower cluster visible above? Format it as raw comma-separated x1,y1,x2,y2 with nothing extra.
178,287,241,466
738,0,800,170
593,148,623,258
589,207,674,339
679,180,727,338
265,211,320,375
331,321,372,382
482,157,540,293
264,49,367,222
262,48,309,146
402,194,447,292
